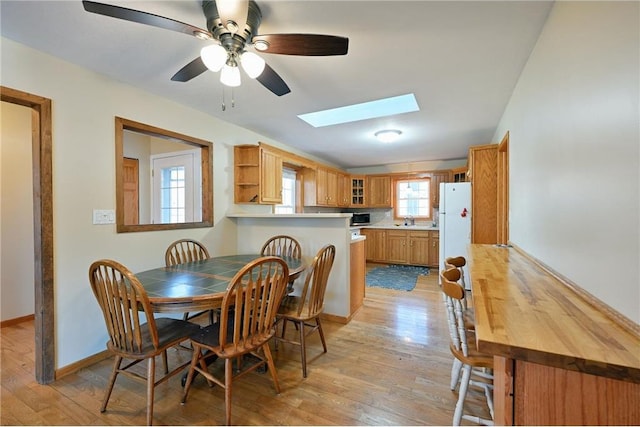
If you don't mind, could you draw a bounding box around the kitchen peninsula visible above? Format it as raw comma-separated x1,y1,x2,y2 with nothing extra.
227,213,365,323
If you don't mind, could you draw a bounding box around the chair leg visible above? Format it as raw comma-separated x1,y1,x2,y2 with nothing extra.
224,358,233,426
450,358,463,390
298,319,307,378
181,346,202,404
315,317,327,353
146,356,156,426
262,343,281,394
101,355,122,412
453,363,472,426
161,350,169,374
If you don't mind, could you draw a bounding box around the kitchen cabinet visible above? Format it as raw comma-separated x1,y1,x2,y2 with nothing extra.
427,231,439,267
361,229,387,262
409,231,430,266
349,239,365,316
468,144,498,244
350,175,366,207
337,172,351,207
367,175,391,207
451,166,467,183
430,170,450,209
386,230,409,264
362,228,438,267
303,166,339,206
234,145,282,204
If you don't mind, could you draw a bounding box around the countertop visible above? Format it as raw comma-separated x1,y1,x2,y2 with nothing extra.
468,243,640,383
358,224,439,231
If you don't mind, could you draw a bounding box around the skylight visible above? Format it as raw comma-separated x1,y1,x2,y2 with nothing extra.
297,93,420,128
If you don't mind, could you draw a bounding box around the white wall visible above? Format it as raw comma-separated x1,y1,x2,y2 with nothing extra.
493,2,639,323
234,216,352,318
0,101,35,321
0,37,311,367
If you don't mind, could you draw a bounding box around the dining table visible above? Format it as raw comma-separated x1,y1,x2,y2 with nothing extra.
135,254,305,314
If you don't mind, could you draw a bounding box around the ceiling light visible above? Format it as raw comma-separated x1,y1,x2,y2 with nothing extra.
220,63,241,87
201,44,227,72
375,129,402,143
240,51,265,78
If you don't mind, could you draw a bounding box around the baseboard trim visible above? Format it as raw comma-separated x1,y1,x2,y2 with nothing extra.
1,314,35,328
55,349,111,380
320,312,349,324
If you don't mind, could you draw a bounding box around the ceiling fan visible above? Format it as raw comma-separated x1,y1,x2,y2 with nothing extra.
82,0,349,96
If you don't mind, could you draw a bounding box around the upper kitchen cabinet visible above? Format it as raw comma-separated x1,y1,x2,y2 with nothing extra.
468,144,498,244
234,144,282,204
451,166,467,183
337,172,351,207
367,175,391,207
430,170,451,209
350,175,366,207
303,166,340,207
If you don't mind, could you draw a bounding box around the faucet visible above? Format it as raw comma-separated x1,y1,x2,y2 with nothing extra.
409,215,415,226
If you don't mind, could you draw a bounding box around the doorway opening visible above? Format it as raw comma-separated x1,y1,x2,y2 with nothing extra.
1,86,54,384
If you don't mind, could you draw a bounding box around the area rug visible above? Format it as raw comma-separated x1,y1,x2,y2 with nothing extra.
365,265,430,291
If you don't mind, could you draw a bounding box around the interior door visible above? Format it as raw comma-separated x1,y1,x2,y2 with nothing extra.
123,157,139,225
151,150,201,224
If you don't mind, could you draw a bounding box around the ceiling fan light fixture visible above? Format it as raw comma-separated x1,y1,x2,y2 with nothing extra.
375,129,402,143
220,63,241,87
241,51,265,78
253,40,269,51
201,44,227,72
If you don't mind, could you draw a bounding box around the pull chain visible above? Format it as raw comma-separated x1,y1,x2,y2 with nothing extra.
221,86,226,111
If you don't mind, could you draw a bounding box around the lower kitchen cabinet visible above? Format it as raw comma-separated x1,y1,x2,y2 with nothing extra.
409,231,430,265
362,228,439,267
386,230,408,264
360,229,387,262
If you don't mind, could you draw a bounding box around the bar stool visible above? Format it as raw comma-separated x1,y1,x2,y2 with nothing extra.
441,267,494,426
441,267,476,391
446,256,469,308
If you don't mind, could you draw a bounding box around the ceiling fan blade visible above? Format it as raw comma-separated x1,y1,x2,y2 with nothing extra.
82,0,212,40
252,34,349,56
256,64,291,96
215,0,249,34
171,57,208,82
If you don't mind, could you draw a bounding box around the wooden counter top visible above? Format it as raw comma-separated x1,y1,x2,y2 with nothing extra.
468,244,640,383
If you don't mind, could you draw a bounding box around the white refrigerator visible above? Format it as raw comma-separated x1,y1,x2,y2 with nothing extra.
438,182,472,289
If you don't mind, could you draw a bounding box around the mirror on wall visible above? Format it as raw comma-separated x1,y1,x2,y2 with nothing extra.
115,117,213,233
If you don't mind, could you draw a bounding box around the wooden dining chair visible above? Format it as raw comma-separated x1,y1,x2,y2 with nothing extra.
441,267,494,426
165,238,214,323
89,259,200,426
275,244,336,378
181,256,289,426
261,235,302,293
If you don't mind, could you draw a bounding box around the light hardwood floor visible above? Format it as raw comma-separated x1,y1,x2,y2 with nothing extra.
1,265,491,425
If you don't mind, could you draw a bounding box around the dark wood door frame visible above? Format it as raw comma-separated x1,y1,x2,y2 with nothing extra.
1,86,55,384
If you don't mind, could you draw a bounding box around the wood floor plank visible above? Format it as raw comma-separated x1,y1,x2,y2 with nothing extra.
1,266,492,425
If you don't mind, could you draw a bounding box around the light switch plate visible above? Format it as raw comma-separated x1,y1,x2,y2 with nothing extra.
93,209,115,225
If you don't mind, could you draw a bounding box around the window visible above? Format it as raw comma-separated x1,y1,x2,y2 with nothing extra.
275,168,296,214
394,177,431,219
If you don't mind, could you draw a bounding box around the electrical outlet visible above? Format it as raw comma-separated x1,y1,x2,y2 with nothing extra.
93,209,115,225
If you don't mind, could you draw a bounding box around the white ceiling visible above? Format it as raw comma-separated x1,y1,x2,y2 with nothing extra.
0,0,553,169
